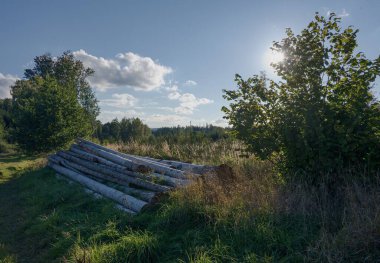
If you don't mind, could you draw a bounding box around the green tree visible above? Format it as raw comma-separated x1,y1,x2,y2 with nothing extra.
24,52,99,121
120,117,151,142
109,118,121,141
222,13,380,183
11,52,99,152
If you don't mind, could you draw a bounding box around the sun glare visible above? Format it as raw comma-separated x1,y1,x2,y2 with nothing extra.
265,49,284,65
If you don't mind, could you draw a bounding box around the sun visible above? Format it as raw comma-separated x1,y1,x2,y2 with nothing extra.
265,49,284,65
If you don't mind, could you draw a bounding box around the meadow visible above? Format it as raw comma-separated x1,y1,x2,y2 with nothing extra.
0,140,378,262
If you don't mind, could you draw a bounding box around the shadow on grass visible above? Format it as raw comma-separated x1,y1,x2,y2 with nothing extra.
0,154,36,164
0,165,136,263
0,156,318,263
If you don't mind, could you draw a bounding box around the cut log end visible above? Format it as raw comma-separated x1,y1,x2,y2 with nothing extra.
136,165,152,174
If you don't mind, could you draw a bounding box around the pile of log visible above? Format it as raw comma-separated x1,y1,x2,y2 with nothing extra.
47,138,210,214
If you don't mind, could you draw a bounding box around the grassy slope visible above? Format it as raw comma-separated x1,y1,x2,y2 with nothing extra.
0,152,313,263
0,141,378,262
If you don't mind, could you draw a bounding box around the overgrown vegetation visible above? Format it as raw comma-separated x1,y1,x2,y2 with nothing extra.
1,141,379,262
223,13,380,184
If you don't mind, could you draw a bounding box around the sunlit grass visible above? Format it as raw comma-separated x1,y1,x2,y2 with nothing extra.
0,142,379,262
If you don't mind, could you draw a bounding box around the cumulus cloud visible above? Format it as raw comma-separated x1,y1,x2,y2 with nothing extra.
166,84,213,115
174,93,213,115
73,49,172,91
100,93,137,108
168,90,181,100
165,84,178,92
0,73,18,98
212,118,229,127
183,80,197,86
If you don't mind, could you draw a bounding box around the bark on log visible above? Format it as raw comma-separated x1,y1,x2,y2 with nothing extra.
70,145,189,187
122,186,157,203
131,156,213,174
68,146,144,179
78,139,192,179
56,151,171,192
48,162,147,212
76,142,151,174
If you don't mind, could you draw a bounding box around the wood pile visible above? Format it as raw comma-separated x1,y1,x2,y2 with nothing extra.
47,138,211,214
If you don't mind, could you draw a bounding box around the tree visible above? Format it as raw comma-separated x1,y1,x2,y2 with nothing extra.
109,118,121,141
11,52,99,152
222,13,380,182
24,51,99,121
119,117,151,142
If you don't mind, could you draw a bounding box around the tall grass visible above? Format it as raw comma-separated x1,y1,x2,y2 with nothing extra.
0,141,378,262
112,140,380,262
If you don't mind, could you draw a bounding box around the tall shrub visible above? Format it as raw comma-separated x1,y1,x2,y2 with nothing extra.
222,13,380,183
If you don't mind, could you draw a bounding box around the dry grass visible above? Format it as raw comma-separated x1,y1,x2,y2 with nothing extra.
112,140,380,262
0,141,378,261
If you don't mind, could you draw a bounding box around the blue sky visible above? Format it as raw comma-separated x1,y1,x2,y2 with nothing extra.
1,0,379,127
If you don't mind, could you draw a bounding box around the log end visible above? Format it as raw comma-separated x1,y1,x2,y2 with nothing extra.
136,165,153,174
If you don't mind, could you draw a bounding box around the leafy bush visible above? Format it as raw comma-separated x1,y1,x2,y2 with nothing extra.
222,13,380,183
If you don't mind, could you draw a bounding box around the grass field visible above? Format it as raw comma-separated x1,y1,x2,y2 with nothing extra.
0,141,379,262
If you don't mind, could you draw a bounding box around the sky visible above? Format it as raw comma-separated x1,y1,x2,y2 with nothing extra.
1,0,379,128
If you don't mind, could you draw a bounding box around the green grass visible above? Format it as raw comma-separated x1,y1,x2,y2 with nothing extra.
0,142,378,262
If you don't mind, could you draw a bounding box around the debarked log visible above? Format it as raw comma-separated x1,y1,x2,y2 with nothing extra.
69,145,189,187
56,151,171,192
48,162,147,213
50,156,160,203
76,142,152,174
132,156,210,174
78,139,192,179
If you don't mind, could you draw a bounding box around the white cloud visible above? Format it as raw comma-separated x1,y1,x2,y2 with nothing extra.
156,106,175,112
99,109,144,122
174,93,213,115
212,118,229,127
166,84,213,114
0,73,18,98
98,110,188,127
183,80,197,86
338,8,350,17
145,114,186,124
100,93,137,108
168,91,181,100
327,8,350,18
165,84,178,92
73,49,172,92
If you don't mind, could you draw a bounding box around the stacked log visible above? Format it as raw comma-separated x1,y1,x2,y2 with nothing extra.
47,138,210,214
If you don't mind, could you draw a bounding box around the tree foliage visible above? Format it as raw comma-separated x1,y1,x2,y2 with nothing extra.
94,119,229,144
222,13,380,181
11,52,99,152
95,117,151,143
24,52,99,120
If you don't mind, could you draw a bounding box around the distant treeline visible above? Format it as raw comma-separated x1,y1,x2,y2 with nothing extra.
0,97,229,151
93,118,230,144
